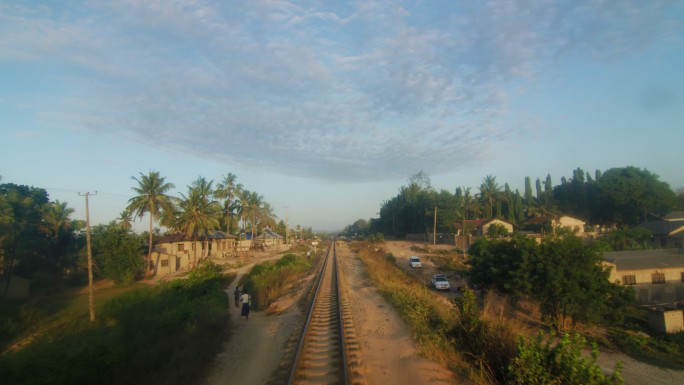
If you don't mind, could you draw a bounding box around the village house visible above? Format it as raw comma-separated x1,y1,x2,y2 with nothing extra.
521,214,587,235
152,231,238,276
456,218,514,236
603,248,684,304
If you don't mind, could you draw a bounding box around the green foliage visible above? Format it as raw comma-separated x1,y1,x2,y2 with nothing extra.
468,236,635,331
368,232,385,243
243,253,311,310
609,328,684,370
449,288,518,382
595,226,653,251
486,223,509,238
0,265,230,385
594,167,678,226
508,332,623,385
91,223,145,283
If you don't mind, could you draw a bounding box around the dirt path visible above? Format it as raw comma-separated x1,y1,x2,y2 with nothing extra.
203,263,302,385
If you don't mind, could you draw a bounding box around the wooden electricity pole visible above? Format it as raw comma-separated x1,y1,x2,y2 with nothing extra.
284,206,289,245
433,206,437,245
79,191,97,322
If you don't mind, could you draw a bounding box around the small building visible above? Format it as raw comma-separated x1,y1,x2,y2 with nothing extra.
521,214,586,235
253,229,284,248
456,218,514,236
153,231,238,276
603,248,684,304
647,307,684,334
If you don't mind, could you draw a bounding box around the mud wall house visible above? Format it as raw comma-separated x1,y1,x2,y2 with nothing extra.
456,218,514,237
254,229,283,248
152,231,237,276
603,248,684,304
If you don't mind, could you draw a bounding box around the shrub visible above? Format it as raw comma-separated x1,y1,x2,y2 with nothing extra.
0,264,230,385
508,332,623,385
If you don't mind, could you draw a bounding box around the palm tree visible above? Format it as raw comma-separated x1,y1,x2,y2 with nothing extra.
214,173,243,234
479,175,502,219
175,177,221,267
259,202,278,230
40,200,77,278
127,171,176,276
116,210,133,230
247,191,264,246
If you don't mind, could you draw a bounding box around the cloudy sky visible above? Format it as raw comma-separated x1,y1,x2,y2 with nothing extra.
1,0,683,231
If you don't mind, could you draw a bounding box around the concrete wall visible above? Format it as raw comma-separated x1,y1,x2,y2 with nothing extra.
648,308,684,334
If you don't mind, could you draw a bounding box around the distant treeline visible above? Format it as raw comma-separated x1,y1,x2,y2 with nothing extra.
343,166,683,238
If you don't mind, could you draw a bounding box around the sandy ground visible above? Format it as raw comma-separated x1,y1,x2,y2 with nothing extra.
381,240,684,385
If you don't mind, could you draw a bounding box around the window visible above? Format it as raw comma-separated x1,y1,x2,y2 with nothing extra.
622,275,636,285
652,272,665,284
161,259,169,267
178,244,185,252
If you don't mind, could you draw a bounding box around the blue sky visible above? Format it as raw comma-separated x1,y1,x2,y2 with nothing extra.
1,0,683,232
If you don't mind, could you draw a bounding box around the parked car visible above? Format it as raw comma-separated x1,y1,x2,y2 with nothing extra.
408,256,422,268
431,274,451,291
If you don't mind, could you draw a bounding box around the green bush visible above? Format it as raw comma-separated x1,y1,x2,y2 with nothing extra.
243,253,312,310
508,332,623,385
0,263,230,385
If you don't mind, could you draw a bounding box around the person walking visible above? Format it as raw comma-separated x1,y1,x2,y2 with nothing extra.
240,290,251,320
233,286,240,308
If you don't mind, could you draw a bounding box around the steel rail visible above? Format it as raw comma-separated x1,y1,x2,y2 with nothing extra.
286,239,348,385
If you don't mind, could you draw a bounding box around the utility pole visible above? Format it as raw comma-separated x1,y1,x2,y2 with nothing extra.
433,206,437,245
284,206,289,245
79,191,97,322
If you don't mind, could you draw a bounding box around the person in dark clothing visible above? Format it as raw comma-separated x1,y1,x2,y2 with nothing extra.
233,286,240,308
240,290,251,320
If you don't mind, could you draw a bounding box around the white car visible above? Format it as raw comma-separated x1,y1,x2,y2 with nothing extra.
408,256,422,268
431,275,451,291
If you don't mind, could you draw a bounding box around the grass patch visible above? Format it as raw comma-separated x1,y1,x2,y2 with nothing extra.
0,263,232,385
241,253,313,311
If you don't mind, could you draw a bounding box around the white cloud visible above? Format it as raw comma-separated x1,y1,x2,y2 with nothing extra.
1,0,682,182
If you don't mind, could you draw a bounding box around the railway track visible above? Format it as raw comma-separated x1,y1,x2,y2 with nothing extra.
286,240,365,385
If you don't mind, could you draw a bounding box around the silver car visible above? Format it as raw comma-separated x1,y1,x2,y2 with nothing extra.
408,256,422,268
431,274,450,290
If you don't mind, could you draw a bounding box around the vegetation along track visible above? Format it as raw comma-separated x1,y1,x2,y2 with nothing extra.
287,240,365,385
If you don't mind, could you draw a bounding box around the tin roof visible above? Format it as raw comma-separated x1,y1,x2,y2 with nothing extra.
603,249,684,271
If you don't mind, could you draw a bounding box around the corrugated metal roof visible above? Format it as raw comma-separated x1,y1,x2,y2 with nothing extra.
639,220,684,236
603,249,684,271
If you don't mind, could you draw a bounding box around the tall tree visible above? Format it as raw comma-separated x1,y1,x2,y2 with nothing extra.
524,176,533,206
214,173,243,234
246,191,264,244
479,175,502,218
175,177,221,267
595,167,678,225
116,210,133,230
40,200,78,282
127,171,176,276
